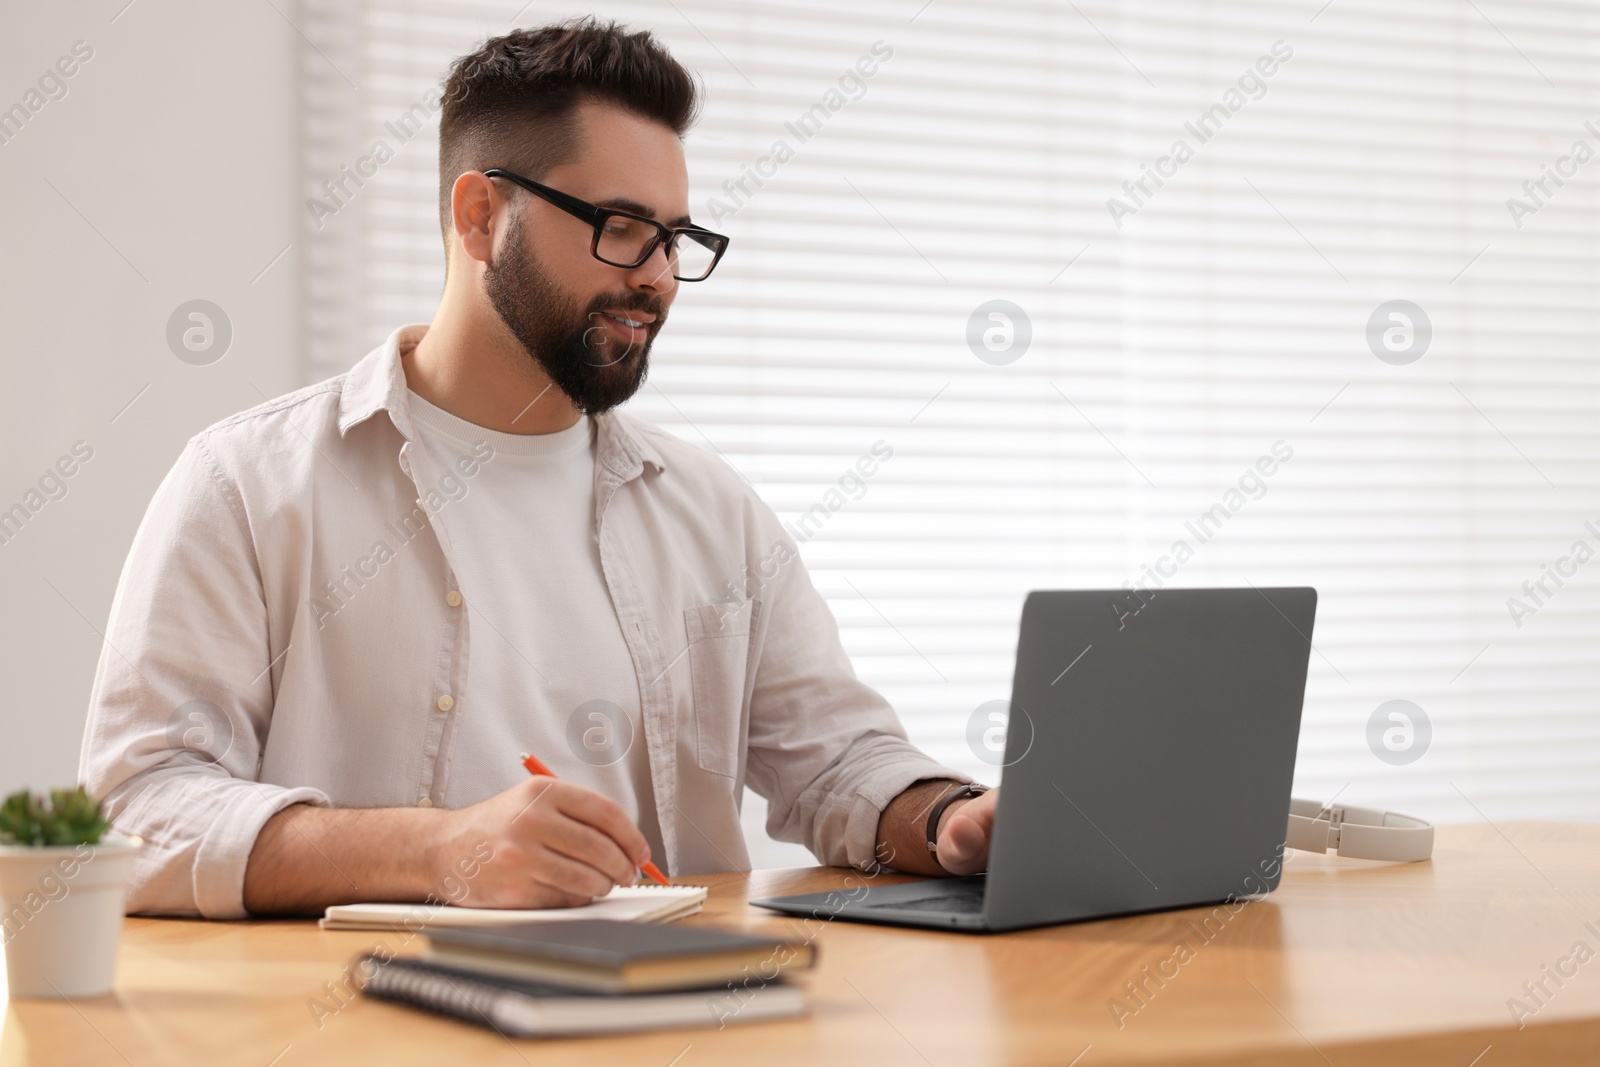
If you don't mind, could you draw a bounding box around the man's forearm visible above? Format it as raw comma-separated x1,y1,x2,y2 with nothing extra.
243,804,454,915
243,777,651,916
875,778,969,876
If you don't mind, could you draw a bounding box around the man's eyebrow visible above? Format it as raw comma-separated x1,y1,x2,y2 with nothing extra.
596,197,694,228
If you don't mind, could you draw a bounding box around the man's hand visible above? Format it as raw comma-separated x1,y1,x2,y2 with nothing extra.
933,787,997,875
873,780,1000,877
433,776,652,908
243,777,653,915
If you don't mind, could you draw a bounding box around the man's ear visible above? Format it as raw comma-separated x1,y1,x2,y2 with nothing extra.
451,171,500,266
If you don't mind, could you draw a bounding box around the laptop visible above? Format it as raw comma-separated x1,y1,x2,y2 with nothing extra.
750,586,1317,933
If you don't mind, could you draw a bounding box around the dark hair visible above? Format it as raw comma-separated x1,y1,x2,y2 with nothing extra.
437,18,699,247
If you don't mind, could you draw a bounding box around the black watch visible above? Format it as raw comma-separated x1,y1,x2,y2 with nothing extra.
925,783,990,862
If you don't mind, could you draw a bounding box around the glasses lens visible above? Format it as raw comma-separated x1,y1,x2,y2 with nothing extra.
594,213,722,279
670,231,720,281
595,214,660,268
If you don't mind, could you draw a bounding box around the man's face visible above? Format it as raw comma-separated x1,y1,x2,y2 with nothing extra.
483,100,690,416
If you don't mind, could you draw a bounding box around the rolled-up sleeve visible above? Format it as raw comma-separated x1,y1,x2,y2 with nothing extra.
78,436,329,918
742,518,970,871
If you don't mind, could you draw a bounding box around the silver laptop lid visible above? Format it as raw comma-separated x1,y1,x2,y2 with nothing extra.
982,587,1316,931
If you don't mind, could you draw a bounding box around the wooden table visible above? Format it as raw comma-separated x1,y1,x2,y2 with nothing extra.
4,821,1599,1066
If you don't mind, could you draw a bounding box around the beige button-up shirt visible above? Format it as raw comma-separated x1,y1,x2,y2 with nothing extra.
78,326,964,918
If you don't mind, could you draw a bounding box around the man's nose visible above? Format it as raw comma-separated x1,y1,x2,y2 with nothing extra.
628,239,679,298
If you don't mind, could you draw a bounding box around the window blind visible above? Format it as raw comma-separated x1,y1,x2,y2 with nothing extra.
301,0,1600,866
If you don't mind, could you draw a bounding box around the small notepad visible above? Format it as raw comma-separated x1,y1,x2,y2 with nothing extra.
320,885,707,932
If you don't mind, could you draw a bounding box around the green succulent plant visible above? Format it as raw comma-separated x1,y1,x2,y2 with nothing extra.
0,786,109,847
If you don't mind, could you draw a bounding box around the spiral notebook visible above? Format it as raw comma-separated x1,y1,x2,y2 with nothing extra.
356,954,806,1036
321,885,707,932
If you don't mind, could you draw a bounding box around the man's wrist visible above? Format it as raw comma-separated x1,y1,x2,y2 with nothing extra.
416,807,461,899
876,778,969,875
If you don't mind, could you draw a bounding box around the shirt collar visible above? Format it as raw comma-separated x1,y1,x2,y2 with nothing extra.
337,323,666,476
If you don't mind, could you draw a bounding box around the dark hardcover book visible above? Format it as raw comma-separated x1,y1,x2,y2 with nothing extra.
356,954,806,1037
424,918,816,993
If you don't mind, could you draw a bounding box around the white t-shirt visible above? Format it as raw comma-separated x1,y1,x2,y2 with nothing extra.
407,391,663,859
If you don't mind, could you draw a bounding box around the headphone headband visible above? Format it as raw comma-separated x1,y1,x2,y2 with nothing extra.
1285,797,1433,862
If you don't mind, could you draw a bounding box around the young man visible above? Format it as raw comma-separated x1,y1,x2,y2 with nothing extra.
79,18,998,917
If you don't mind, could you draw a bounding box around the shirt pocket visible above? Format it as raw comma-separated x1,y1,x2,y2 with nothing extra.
683,600,756,778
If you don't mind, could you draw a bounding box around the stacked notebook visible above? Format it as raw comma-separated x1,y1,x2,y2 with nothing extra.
341,905,815,1037
355,953,806,1036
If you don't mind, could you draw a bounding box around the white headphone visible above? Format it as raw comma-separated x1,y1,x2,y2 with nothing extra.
1285,797,1434,862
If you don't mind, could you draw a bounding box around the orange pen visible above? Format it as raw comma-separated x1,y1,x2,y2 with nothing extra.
520,752,671,887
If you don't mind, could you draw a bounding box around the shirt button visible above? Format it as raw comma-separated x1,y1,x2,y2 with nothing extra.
437,695,455,712
446,590,463,608
417,797,433,808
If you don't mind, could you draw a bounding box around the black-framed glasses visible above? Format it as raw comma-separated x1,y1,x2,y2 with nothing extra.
484,168,729,282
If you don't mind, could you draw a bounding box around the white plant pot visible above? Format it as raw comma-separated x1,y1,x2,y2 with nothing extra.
0,834,142,998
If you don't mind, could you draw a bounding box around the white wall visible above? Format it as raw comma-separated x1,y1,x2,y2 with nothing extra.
0,1,301,794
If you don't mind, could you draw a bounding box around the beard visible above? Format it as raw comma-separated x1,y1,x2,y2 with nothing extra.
483,208,666,416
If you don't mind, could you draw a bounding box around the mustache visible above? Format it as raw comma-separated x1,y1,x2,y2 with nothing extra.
584,292,666,321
